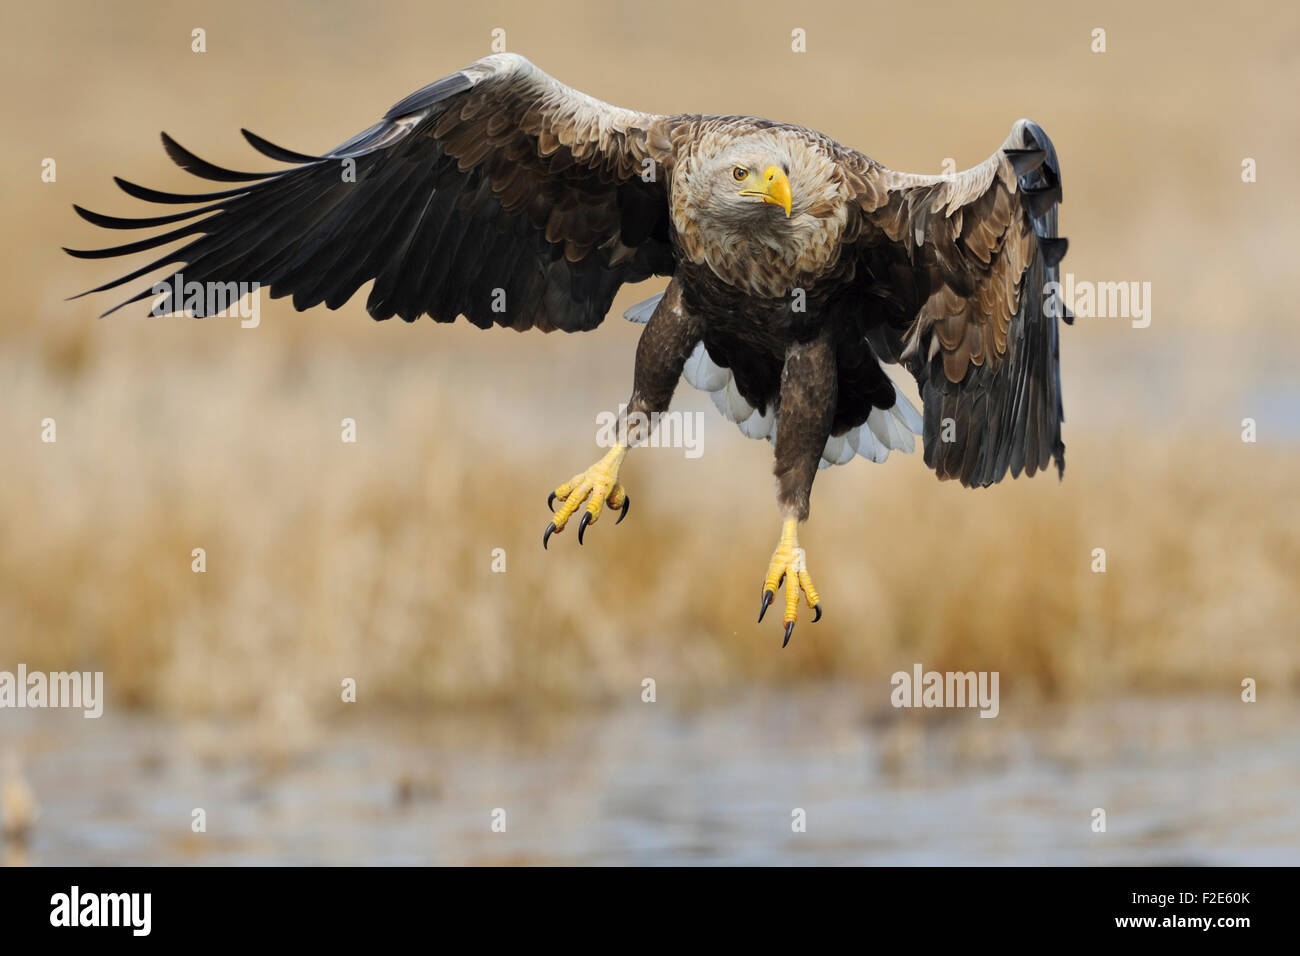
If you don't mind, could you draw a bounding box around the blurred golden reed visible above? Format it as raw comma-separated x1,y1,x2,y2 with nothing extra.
4,329,1296,715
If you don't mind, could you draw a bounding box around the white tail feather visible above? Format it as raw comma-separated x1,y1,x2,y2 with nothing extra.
622,291,664,324
677,340,923,469
738,404,775,440
683,341,729,392
711,376,754,423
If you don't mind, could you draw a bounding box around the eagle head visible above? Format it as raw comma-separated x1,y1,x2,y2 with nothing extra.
690,139,795,223
673,130,848,298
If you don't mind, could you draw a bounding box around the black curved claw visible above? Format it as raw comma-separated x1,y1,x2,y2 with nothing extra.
577,511,593,545
543,522,557,550
758,589,774,623
615,495,630,525
782,621,795,648
547,492,558,513
812,604,822,623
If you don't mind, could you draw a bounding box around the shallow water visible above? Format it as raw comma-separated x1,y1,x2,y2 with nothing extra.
2,691,1297,865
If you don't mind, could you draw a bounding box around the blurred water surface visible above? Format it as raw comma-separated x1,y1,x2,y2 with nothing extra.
4,692,1297,865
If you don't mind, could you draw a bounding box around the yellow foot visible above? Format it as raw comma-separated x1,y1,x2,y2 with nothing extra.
543,445,630,548
757,518,822,647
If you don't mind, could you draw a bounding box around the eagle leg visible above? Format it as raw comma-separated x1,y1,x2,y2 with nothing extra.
542,279,702,550
543,445,630,548
760,331,836,645
758,519,822,648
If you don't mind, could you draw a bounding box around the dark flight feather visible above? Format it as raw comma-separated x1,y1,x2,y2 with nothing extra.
845,119,1068,488
67,56,677,326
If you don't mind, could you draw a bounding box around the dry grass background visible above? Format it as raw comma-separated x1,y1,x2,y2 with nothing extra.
2,0,1298,716
3,331,1296,715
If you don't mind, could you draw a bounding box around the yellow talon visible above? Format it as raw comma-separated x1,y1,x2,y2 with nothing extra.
757,518,823,646
543,445,630,548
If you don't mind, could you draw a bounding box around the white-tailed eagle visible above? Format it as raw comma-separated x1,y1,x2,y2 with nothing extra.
67,53,1070,646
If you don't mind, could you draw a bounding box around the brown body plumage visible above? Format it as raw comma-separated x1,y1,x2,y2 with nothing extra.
66,53,1070,643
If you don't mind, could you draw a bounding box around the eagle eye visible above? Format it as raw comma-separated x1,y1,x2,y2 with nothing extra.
732,166,749,182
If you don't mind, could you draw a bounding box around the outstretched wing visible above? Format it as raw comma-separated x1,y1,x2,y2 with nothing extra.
66,54,678,330
845,119,1070,487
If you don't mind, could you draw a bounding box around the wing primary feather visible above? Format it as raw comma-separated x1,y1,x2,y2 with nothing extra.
160,132,277,182
113,175,256,205
72,201,227,230
240,128,323,164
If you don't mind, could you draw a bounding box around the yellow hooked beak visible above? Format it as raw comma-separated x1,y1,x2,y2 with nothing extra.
739,165,793,217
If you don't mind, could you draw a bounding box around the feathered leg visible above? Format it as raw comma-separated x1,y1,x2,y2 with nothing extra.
544,281,702,546
759,331,836,646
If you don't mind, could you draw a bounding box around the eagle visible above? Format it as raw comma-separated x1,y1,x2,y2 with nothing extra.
66,53,1069,647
